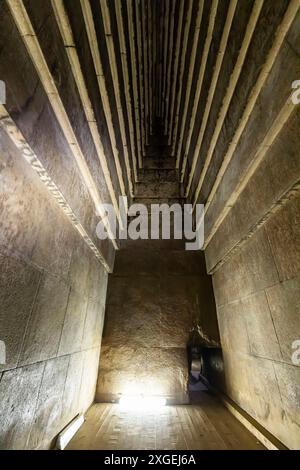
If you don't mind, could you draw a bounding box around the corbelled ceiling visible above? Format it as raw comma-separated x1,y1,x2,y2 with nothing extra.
1,0,299,271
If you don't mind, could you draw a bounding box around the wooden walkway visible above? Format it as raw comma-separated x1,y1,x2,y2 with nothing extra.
67,391,264,450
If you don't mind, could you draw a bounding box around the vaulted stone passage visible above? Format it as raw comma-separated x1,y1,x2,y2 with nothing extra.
96,136,219,405
0,0,300,451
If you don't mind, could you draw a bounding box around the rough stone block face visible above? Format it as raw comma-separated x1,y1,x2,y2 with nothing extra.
0,363,44,449
78,347,101,414
209,184,300,449
242,292,282,362
19,273,70,366
0,129,42,261
97,247,218,404
217,301,250,356
28,356,70,450
222,350,300,449
265,193,300,282
273,362,300,449
0,88,110,448
97,347,189,404
266,277,300,364
58,289,88,356
0,253,41,371
135,181,181,198
60,351,85,426
212,227,278,307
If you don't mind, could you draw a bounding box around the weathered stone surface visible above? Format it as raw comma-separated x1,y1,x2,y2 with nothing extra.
88,255,108,304
0,253,41,371
97,347,189,404
78,347,101,414
160,303,193,348
28,356,69,450
58,289,88,356
242,292,282,361
266,193,300,282
212,228,279,306
60,351,85,427
82,298,105,350
19,273,70,366
133,197,184,211
98,239,218,404
216,301,250,355
0,363,44,449
0,130,42,261
68,242,91,296
138,169,178,182
135,181,180,198
273,362,300,449
266,277,300,364
222,350,300,450
114,249,162,276
161,251,207,276
143,157,175,169
103,303,162,348
106,276,160,307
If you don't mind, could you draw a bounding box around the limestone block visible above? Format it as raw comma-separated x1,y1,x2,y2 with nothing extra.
160,302,193,348
103,303,162,348
138,169,178,182
162,251,207,276
88,254,108,303
135,181,180,198
58,289,88,356
0,363,44,449
0,129,41,260
273,362,300,449
78,347,100,413
60,351,85,427
217,300,250,355
242,291,282,361
68,242,91,296
266,193,300,281
82,299,105,350
114,249,162,276
96,347,188,404
266,277,300,364
143,157,175,169
106,276,160,308
212,228,278,306
28,356,69,449
19,273,69,365
30,211,74,277
0,253,41,371
222,351,296,449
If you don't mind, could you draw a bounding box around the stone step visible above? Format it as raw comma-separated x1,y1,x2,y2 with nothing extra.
138,169,178,182
143,157,175,169
135,181,181,198
144,144,173,157
114,248,206,276
120,238,186,251
132,197,185,210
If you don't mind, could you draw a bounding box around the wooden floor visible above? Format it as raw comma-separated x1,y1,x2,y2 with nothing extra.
67,391,265,450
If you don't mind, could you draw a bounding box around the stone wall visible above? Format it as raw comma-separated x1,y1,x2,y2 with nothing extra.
203,63,300,454
0,1,116,449
0,124,112,449
196,4,300,449
96,244,219,404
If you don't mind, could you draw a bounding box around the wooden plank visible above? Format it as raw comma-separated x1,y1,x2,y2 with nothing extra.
67,397,265,450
